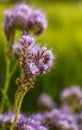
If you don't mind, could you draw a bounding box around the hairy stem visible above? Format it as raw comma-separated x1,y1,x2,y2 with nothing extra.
10,86,31,130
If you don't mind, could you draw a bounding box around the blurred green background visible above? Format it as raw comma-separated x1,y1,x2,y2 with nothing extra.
0,0,82,112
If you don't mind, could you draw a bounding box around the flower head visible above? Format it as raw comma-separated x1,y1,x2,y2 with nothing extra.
28,9,48,34
20,35,54,76
0,112,48,130
4,10,15,41
4,3,48,41
56,113,78,130
60,86,82,112
38,93,55,110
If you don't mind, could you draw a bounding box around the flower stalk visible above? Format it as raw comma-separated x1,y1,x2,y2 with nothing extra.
10,75,35,130
10,90,26,130
0,57,10,112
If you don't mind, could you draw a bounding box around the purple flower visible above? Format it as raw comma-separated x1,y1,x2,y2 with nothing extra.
61,86,82,100
4,10,15,41
28,46,54,75
20,35,54,76
0,111,79,130
4,2,48,40
38,93,55,110
0,112,48,130
61,104,71,114
27,62,39,75
0,112,15,127
44,108,61,125
20,35,35,45
60,86,82,112
32,10,47,29
29,9,48,34
56,113,79,130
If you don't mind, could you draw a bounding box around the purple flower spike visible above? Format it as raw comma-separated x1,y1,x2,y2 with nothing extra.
19,35,54,76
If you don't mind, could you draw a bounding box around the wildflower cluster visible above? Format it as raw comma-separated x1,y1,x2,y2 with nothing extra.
0,86,82,130
0,112,48,130
14,35,54,99
0,1,54,130
1,1,82,130
4,2,47,42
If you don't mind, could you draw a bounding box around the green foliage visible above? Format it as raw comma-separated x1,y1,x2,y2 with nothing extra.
0,2,82,112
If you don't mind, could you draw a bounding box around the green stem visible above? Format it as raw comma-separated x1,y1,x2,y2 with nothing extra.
10,91,26,130
10,87,31,130
0,32,16,112
0,57,10,112
0,58,18,112
10,61,18,78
